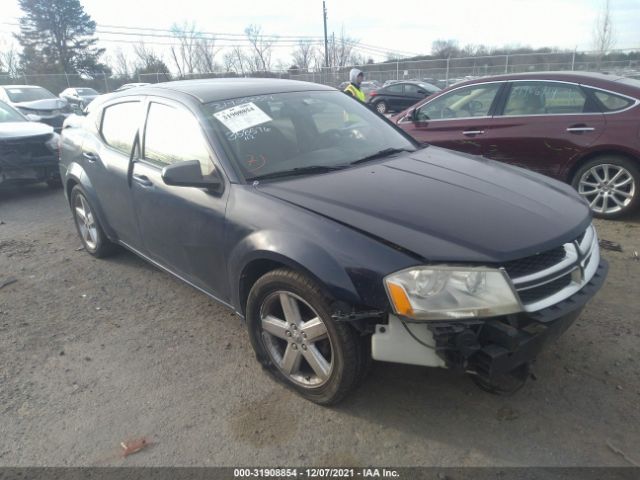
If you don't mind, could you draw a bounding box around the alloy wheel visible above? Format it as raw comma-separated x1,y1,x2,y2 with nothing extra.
259,291,333,387
577,163,636,215
74,193,98,250
375,102,387,114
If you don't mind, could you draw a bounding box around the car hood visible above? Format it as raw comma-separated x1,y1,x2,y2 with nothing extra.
0,121,54,140
14,98,68,111
257,147,592,263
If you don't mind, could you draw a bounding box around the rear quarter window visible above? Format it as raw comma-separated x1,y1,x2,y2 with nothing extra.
592,89,635,112
100,102,141,155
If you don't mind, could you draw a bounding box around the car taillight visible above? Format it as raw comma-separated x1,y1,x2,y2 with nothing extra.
369,90,377,97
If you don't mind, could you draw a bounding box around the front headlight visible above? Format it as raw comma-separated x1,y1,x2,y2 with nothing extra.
384,266,522,320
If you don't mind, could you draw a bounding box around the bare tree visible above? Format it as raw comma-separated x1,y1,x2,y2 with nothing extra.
169,21,200,77
593,0,615,60
194,37,219,73
431,39,460,58
327,27,360,67
291,39,315,72
111,47,132,76
0,41,21,77
244,24,274,71
224,46,249,75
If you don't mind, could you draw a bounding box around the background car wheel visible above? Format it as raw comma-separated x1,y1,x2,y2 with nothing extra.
70,186,117,258
246,268,366,405
571,155,640,219
374,100,388,114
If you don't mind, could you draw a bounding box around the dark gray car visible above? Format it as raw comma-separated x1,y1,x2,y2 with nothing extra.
59,79,607,404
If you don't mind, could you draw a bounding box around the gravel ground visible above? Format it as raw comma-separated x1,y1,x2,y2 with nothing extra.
1,183,639,467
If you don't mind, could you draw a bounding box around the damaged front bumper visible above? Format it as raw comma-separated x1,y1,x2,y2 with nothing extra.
372,260,608,382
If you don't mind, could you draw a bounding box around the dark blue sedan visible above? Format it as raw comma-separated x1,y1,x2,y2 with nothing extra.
59,79,607,404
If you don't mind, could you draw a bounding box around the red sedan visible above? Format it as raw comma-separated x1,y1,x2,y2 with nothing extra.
393,72,640,218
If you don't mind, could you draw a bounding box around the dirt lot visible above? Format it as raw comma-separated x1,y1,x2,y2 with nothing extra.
1,183,639,467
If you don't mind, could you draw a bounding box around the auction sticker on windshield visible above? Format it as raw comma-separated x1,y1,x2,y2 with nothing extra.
213,102,272,133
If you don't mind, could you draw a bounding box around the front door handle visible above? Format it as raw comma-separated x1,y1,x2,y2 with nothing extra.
82,151,100,162
566,124,595,133
463,130,485,136
132,174,153,187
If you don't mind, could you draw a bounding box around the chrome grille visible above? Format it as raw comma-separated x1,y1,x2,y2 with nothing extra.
503,225,600,312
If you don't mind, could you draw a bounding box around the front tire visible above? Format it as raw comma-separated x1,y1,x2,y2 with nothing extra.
374,100,388,114
571,155,640,219
246,268,365,405
70,186,117,258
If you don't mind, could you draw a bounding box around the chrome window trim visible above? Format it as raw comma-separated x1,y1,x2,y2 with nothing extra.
409,79,640,124
502,79,640,117
410,81,506,123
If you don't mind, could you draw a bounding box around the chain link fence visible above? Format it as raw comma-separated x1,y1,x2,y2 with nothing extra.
2,49,639,95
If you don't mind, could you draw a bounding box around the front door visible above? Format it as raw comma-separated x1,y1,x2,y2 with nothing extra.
131,99,230,298
399,82,504,156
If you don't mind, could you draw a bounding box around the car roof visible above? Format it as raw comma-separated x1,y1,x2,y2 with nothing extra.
112,78,335,103
451,71,635,87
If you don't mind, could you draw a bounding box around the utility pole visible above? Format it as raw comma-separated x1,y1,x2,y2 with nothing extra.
323,1,329,68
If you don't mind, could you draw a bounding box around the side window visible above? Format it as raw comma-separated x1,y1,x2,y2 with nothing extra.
503,82,586,116
144,102,214,175
592,89,635,112
101,102,141,155
404,84,420,96
386,84,403,94
417,83,501,120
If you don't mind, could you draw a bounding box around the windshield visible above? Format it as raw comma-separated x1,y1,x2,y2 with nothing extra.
203,90,416,182
4,87,57,103
76,88,98,95
0,102,25,122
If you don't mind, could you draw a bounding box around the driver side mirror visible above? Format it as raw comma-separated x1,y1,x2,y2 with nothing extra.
416,89,427,95
162,160,222,190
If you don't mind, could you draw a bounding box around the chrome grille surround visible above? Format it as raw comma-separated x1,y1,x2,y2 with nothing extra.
506,224,600,312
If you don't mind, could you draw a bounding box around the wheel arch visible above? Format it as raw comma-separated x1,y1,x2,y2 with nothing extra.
229,231,364,316
565,148,640,184
65,168,117,241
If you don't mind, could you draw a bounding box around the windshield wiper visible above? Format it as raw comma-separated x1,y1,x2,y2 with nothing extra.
247,165,347,182
350,147,414,165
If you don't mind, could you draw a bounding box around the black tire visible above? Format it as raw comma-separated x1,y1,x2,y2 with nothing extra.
70,185,117,258
374,100,388,114
246,268,366,405
571,155,640,219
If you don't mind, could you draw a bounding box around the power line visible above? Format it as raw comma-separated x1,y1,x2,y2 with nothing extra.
0,20,421,58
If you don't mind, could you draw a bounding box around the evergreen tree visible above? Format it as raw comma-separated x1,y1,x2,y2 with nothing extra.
15,0,107,74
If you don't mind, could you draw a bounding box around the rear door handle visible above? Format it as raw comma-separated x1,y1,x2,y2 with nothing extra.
463,130,485,136
82,151,100,162
132,174,153,187
566,125,595,133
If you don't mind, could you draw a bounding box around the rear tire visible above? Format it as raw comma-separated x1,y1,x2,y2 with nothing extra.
571,155,640,219
246,268,366,405
70,186,117,258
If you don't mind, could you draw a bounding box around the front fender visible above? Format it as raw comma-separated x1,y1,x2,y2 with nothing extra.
228,229,362,312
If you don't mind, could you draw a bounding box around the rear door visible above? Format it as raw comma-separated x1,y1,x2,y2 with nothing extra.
81,99,144,247
383,83,405,111
399,82,504,156
130,98,230,297
482,80,606,178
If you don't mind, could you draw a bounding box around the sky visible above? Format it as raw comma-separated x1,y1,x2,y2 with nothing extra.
1,0,639,68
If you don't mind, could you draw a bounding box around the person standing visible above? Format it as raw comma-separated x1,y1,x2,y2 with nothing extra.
343,68,366,102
